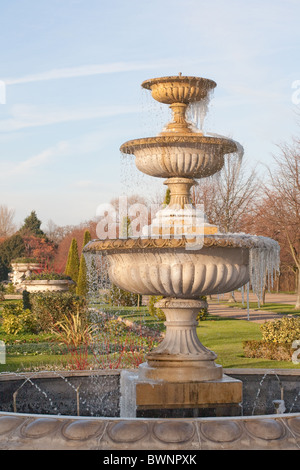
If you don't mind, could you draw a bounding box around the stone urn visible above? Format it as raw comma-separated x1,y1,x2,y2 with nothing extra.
11,261,43,286
22,279,74,293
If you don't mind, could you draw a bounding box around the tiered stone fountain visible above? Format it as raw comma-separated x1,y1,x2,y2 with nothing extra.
2,74,300,451
84,74,280,417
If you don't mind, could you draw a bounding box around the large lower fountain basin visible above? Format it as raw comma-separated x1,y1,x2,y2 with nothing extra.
108,246,249,297
1,369,300,450
84,235,279,298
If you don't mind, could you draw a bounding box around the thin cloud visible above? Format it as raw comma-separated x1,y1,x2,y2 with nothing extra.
0,103,138,132
0,129,108,178
4,59,189,86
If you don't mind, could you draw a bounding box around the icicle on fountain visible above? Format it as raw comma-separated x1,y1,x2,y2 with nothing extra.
84,74,280,418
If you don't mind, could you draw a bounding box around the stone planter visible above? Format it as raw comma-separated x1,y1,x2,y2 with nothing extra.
11,262,42,286
22,279,73,293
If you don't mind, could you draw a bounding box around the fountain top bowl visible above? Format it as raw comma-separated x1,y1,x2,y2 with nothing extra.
141,74,217,105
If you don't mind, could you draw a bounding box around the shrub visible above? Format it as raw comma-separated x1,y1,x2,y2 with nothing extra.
148,295,165,321
30,291,87,332
260,317,300,344
243,317,300,362
5,283,17,294
2,303,38,335
0,284,5,301
28,272,72,281
12,257,38,264
243,340,293,361
109,284,139,307
103,318,130,336
197,296,208,321
22,289,31,310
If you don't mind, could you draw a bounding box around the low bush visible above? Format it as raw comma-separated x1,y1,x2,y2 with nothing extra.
0,284,5,301
148,296,165,320
108,284,139,307
1,303,38,335
11,257,38,264
30,291,87,332
243,316,300,361
197,296,208,321
28,272,72,281
260,316,300,344
243,340,293,361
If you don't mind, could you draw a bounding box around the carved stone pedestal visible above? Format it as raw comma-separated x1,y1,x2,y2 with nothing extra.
142,298,222,382
135,298,242,417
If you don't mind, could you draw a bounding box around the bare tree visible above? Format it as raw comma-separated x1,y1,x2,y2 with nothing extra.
191,153,259,233
191,153,259,302
0,205,16,238
264,140,300,308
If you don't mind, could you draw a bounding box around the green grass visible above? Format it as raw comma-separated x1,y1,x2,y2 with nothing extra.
197,315,298,369
216,300,300,315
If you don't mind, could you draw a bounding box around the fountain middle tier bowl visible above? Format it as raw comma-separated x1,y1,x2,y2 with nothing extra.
120,135,237,178
84,235,256,298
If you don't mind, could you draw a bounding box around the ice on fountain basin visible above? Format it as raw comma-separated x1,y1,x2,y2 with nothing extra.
206,132,244,165
142,204,219,237
186,90,214,131
120,370,138,417
212,233,280,300
137,228,279,300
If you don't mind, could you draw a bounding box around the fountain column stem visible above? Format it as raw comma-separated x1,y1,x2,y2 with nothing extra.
164,177,196,208
139,298,223,382
162,103,196,134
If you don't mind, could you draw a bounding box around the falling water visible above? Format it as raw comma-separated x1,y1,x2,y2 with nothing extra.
211,233,280,303
251,370,284,415
186,90,214,132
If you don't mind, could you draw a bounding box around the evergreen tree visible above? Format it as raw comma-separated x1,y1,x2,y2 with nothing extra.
76,254,88,296
75,230,91,297
163,188,171,206
120,216,132,238
0,234,26,281
82,230,91,248
20,211,45,237
65,238,79,284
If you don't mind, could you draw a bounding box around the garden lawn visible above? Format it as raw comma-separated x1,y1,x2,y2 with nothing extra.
218,301,300,315
197,315,299,369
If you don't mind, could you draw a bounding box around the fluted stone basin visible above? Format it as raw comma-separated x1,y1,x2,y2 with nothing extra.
120,136,237,179
84,234,270,298
105,245,248,297
141,75,216,104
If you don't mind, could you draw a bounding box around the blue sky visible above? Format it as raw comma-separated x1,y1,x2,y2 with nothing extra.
0,0,299,228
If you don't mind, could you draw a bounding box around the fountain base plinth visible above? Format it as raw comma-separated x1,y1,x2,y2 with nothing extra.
135,374,243,418
139,360,223,382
